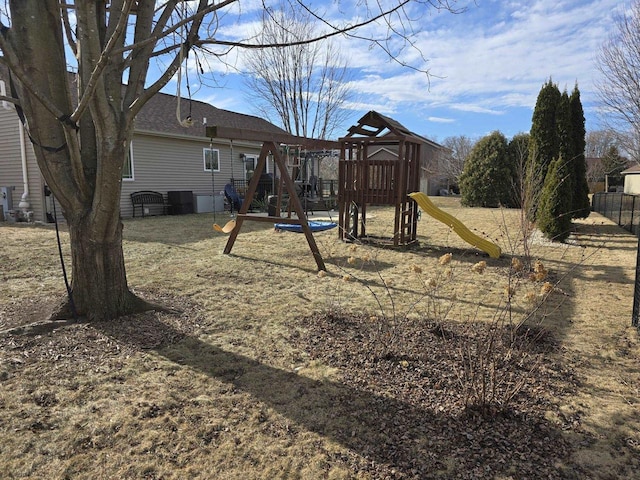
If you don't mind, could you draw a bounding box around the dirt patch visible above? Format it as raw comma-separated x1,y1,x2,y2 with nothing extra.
291,312,579,478
0,289,204,379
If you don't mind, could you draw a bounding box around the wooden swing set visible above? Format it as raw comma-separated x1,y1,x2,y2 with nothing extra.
205,125,339,271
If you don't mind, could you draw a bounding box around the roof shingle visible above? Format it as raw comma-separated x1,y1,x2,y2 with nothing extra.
136,91,288,137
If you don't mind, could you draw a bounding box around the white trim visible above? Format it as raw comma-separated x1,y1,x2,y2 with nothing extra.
242,153,258,179
368,147,399,158
123,141,135,181
0,80,12,110
204,147,221,172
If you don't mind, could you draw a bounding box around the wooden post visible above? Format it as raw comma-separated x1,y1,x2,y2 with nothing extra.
223,141,327,271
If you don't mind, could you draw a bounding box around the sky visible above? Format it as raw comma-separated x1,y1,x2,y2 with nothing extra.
167,0,627,143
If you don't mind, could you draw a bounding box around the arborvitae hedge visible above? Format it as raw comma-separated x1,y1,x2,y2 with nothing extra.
554,91,574,221
570,85,591,218
529,80,561,181
528,80,561,220
537,155,573,242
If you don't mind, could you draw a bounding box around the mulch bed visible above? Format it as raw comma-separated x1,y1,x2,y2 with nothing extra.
293,312,583,479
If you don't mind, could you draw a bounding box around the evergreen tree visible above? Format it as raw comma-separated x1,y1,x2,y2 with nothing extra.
555,91,574,218
601,145,628,177
460,131,513,208
528,80,561,219
529,80,562,179
537,155,573,242
570,85,591,218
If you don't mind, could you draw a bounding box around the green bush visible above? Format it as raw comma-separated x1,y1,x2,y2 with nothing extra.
460,131,517,208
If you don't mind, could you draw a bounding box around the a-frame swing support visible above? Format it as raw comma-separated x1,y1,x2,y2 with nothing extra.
206,126,339,271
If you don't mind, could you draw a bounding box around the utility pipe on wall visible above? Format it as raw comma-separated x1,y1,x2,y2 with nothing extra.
17,119,30,212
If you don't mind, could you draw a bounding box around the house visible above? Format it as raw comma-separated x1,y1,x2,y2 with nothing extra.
622,164,640,194
0,82,289,222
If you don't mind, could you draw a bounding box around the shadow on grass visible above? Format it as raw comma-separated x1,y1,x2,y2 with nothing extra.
92,315,578,478
123,213,273,246
571,221,639,251
227,253,323,275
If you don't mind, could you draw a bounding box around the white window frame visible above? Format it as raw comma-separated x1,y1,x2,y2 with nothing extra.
243,154,258,179
123,141,135,181
204,148,221,172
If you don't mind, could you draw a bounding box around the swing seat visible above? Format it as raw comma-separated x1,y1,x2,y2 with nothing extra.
213,219,236,234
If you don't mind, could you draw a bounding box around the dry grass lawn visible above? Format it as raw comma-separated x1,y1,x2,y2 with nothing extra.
1,197,639,479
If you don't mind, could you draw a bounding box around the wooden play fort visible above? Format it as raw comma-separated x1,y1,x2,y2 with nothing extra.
338,111,422,247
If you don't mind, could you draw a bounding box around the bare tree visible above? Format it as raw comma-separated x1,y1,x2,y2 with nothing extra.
440,135,475,189
0,0,462,321
586,129,618,158
242,2,351,140
585,129,618,182
596,0,640,163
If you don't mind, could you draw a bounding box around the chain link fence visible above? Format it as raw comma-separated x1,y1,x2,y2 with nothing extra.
591,192,640,237
591,193,640,327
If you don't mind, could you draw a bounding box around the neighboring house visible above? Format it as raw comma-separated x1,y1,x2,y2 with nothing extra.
0,81,288,222
622,164,640,194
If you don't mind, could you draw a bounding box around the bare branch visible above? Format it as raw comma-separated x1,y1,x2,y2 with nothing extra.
596,0,640,162
243,2,353,139
70,0,135,123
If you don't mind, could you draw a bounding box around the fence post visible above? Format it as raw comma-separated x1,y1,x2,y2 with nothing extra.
632,196,636,236
619,193,624,226
634,233,640,328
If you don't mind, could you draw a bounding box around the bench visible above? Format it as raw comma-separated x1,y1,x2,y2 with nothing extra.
131,191,168,217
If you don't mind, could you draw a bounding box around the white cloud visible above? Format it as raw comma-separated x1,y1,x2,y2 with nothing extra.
182,0,624,136
428,116,456,123
449,103,504,115
313,0,622,113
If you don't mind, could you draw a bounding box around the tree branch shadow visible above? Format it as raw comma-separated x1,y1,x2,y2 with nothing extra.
93,314,577,478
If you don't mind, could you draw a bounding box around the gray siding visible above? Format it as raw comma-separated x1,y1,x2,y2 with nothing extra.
120,132,264,217
420,142,447,196
366,143,446,196
0,107,47,222
0,108,22,217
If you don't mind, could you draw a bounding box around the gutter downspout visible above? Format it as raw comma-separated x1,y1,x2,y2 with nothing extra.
17,119,30,214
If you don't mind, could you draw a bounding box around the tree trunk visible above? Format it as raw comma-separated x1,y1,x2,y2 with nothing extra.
65,217,133,321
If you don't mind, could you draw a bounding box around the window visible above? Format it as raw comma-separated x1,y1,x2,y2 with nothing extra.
243,155,257,180
204,148,220,172
123,142,134,181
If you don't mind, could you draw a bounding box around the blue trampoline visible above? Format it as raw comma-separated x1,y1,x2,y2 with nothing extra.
274,221,337,233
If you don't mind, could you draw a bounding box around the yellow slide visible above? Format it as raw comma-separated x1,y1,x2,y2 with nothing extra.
409,192,501,258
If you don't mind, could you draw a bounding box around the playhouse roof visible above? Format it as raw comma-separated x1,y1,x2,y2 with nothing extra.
343,110,441,148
